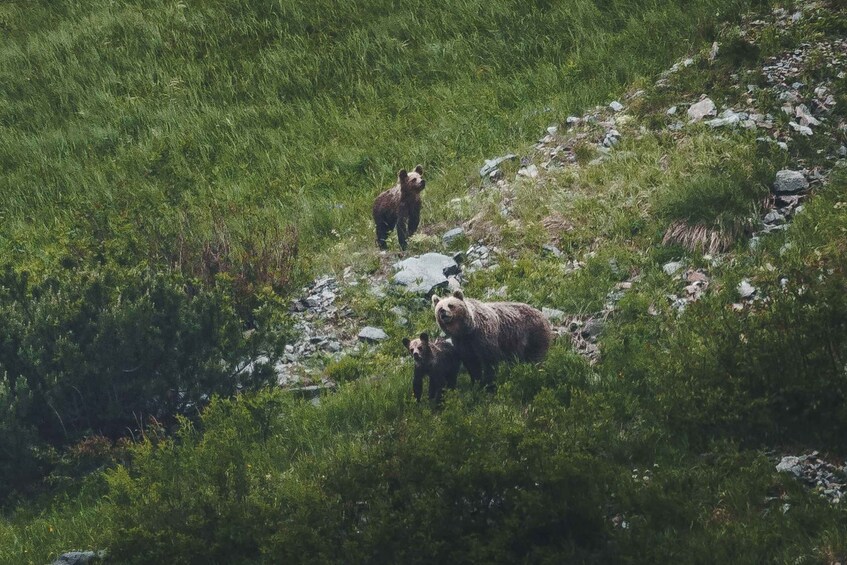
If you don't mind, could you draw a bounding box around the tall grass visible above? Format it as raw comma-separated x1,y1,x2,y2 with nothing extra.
1,0,756,276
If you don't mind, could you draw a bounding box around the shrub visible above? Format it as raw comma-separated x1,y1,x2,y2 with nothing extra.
0,265,286,499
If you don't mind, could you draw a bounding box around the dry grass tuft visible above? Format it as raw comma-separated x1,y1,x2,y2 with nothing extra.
662,220,739,254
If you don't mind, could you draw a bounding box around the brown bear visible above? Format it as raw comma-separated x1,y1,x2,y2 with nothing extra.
402,332,461,402
431,290,552,387
372,165,426,250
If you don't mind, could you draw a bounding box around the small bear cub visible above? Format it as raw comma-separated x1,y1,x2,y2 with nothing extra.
372,165,426,250
402,332,460,402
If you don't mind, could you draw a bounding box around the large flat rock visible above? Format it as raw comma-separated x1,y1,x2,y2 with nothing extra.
392,253,460,295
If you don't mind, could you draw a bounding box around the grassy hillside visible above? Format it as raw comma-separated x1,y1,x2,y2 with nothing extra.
4,0,847,563
2,0,754,275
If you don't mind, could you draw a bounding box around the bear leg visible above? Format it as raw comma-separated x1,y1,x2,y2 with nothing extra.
412,368,424,402
375,221,391,250
463,353,482,386
396,217,409,250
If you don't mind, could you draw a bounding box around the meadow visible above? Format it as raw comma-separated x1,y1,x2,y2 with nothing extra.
3,0,847,563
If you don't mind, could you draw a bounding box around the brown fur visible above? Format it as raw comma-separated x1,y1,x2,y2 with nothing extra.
431,290,552,387
372,165,426,250
402,332,460,402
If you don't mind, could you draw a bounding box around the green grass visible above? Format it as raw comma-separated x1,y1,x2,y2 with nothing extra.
6,0,847,563
1,0,756,277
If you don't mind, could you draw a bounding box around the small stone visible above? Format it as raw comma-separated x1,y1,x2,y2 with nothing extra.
706,109,741,128
663,261,684,276
517,164,538,178
566,116,581,125
709,41,719,61
773,170,809,194
763,210,785,225
738,279,756,300
547,125,558,135
667,105,678,115
687,97,717,121
323,340,343,353
480,154,517,177
442,227,465,246
581,318,605,339
789,121,813,136
358,326,388,343
542,307,565,321
610,100,624,112
839,146,847,158
542,244,563,258
50,551,104,565
795,104,820,127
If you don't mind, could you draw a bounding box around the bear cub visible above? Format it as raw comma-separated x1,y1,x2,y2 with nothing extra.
402,332,460,402
372,165,426,250
432,290,552,388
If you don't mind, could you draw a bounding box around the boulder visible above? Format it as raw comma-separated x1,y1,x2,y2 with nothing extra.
392,253,460,295
773,170,809,194
687,97,717,121
358,327,388,343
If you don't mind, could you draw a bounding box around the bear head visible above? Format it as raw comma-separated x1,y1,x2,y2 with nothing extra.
431,290,470,336
402,332,432,367
398,165,426,194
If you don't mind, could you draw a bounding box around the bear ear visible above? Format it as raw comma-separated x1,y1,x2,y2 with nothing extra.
414,164,423,174
431,295,440,308
419,332,429,343
452,290,465,300
402,337,411,348
398,169,408,181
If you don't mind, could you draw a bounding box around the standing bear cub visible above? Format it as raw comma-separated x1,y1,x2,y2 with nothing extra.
432,290,552,388
402,333,460,402
372,165,426,250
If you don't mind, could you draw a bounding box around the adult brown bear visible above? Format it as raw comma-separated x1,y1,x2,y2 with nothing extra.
432,290,552,387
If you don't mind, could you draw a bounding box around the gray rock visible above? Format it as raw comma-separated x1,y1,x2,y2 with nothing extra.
442,227,465,246
706,109,741,128
763,210,785,225
789,121,813,136
392,253,460,294
738,279,756,300
517,164,538,178
773,170,809,194
795,104,820,127
609,100,624,112
839,145,847,158
447,275,462,293
546,125,558,135
709,41,720,61
776,456,804,477
667,105,678,115
480,154,517,177
323,340,343,353
566,116,581,125
663,261,684,276
542,244,563,258
50,551,104,565
542,307,565,321
687,97,717,121
581,318,605,339
358,326,388,343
